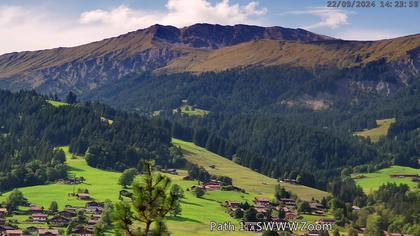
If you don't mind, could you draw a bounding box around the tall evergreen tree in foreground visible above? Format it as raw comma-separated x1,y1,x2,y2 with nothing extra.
113,161,181,236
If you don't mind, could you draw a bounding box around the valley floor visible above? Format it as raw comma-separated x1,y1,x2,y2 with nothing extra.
0,142,331,235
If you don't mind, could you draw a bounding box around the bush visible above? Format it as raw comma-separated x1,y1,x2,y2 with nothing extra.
193,187,205,198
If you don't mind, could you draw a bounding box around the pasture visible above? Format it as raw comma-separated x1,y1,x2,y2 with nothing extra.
172,138,329,201
46,100,69,107
354,118,396,143
352,165,420,193
0,147,252,235
0,141,330,235
174,105,209,117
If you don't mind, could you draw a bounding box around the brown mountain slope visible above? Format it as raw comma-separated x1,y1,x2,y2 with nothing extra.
163,35,420,73
0,23,418,96
0,24,329,78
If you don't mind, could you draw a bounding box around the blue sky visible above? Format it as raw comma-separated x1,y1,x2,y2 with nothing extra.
0,0,419,54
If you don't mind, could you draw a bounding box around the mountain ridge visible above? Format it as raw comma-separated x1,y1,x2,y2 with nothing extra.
0,23,418,96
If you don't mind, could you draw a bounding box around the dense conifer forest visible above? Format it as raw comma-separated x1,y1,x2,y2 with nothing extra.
0,90,174,191
80,66,420,189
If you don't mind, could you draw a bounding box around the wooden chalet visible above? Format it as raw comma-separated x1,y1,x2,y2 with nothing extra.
85,201,104,210
279,198,296,208
284,212,298,220
58,210,77,218
72,226,94,236
49,215,71,226
204,184,221,191
38,229,59,236
316,218,336,224
309,202,324,210
31,213,48,222
255,197,270,206
76,193,90,200
60,177,82,185
203,180,222,191
0,226,16,234
88,219,99,225
64,205,79,212
29,205,43,214
91,214,102,220
5,230,23,236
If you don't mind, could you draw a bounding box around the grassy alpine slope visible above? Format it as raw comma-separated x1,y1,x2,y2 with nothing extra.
0,147,254,235
46,99,69,107
354,118,396,143
172,138,329,201
352,165,420,193
0,141,331,235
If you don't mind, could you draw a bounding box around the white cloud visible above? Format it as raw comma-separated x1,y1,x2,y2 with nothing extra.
0,0,267,54
80,0,267,28
285,8,350,30
79,5,161,29
335,29,402,40
0,5,26,25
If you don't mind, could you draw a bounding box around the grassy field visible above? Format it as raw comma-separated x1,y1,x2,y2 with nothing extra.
172,138,329,201
352,165,420,193
46,100,69,107
174,105,209,117
0,147,121,207
354,118,396,142
100,116,114,125
0,141,329,235
0,147,253,235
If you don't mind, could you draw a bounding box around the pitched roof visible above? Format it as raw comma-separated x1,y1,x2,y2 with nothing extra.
38,229,59,234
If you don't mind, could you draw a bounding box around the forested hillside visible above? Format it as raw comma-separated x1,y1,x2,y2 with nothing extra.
78,64,420,189
0,90,175,191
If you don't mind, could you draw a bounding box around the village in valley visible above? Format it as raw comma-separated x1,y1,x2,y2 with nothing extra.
0,164,337,236
0,183,108,236
0,142,418,236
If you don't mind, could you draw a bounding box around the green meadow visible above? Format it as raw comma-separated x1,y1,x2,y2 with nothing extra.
354,118,396,143
0,147,252,235
0,140,331,235
172,138,329,201
46,100,69,107
174,105,209,117
352,165,420,193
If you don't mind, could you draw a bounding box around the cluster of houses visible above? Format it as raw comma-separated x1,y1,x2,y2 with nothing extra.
389,173,418,178
0,201,105,236
57,177,84,185
390,173,420,183
224,196,336,235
